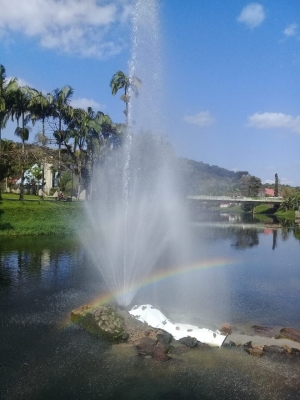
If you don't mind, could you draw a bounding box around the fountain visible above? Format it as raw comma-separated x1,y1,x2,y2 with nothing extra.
83,0,189,307
80,0,229,347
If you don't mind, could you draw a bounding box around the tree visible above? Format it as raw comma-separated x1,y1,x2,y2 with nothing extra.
274,173,279,197
28,88,52,143
239,174,261,197
11,85,32,200
48,85,74,190
0,65,18,199
110,70,141,126
0,139,19,196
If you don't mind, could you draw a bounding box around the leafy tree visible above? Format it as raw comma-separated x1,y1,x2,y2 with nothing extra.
0,65,18,199
11,85,32,200
48,85,74,186
239,174,261,197
274,173,279,197
110,70,141,126
0,139,19,195
28,88,52,143
24,164,43,195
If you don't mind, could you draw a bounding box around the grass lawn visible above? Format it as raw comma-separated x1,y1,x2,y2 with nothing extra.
0,199,86,236
1,192,43,200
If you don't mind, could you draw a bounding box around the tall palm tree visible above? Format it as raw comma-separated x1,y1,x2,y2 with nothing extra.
28,88,52,143
11,85,31,200
48,85,74,187
66,107,101,199
110,70,141,126
0,65,18,161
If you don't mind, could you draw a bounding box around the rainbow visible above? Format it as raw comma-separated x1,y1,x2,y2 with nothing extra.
59,257,237,328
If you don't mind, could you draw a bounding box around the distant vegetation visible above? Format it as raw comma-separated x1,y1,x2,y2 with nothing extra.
178,158,261,197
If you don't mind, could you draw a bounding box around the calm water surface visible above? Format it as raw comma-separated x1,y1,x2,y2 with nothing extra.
1,214,300,399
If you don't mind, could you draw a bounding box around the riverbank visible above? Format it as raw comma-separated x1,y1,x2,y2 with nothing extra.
0,199,85,236
0,197,296,237
213,203,295,220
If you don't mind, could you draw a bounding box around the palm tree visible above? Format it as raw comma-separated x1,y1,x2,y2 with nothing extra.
11,85,31,200
0,65,18,164
28,88,52,143
110,70,141,126
48,85,74,188
66,107,102,199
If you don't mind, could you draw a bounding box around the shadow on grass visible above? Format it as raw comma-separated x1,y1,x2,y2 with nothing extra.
0,223,14,231
0,209,14,231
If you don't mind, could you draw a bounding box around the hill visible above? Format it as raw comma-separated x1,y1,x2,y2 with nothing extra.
178,157,254,196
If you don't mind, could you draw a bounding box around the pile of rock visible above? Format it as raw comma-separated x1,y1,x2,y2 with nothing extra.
71,304,300,362
71,303,215,361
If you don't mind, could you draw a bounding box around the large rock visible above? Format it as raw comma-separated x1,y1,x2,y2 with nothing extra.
276,327,300,343
135,337,157,355
179,336,198,348
71,304,128,343
156,330,172,344
153,342,170,361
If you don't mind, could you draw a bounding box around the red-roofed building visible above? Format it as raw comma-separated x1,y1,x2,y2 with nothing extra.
265,188,275,197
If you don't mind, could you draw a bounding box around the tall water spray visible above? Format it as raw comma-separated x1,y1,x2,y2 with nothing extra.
83,0,189,307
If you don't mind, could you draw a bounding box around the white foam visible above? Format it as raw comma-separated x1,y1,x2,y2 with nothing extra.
129,304,227,347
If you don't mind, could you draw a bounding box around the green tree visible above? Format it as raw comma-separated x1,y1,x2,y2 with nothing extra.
48,85,74,190
239,174,261,197
110,70,141,126
0,65,18,199
274,173,279,197
28,88,52,143
11,85,32,200
0,139,19,194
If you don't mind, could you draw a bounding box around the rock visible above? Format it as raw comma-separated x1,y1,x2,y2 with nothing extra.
282,346,300,356
169,345,190,355
276,327,300,343
245,347,264,357
263,345,286,354
144,328,156,336
71,304,128,343
243,341,253,349
135,337,156,356
179,337,198,348
223,341,236,347
220,323,231,335
197,342,212,350
156,330,172,344
70,305,93,322
153,342,170,361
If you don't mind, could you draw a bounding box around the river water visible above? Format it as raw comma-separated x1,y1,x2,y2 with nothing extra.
1,213,300,399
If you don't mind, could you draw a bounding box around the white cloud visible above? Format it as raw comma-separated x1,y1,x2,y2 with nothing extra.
248,112,300,134
283,23,298,37
237,3,265,29
0,0,133,58
71,98,104,111
184,111,214,127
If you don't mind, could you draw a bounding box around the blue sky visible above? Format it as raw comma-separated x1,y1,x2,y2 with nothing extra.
1,0,300,186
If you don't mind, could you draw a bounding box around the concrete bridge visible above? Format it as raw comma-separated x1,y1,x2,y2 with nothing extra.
188,195,283,205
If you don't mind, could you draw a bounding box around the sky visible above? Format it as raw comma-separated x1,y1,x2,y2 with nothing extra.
1,0,300,186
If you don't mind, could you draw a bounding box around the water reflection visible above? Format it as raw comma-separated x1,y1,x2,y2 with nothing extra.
1,218,300,399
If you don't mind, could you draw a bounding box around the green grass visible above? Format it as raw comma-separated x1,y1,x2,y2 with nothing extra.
254,204,275,214
1,192,43,200
275,210,295,221
0,200,86,236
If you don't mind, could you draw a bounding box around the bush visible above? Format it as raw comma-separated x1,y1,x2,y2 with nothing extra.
49,187,58,196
